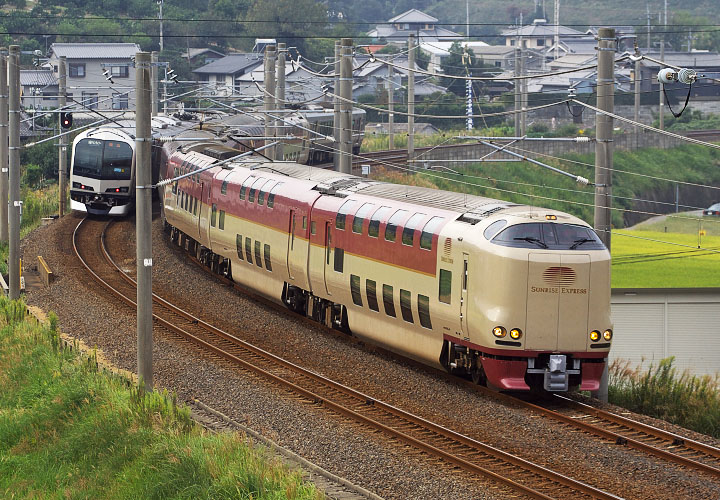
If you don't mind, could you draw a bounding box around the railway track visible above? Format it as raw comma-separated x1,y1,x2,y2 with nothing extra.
73,216,622,500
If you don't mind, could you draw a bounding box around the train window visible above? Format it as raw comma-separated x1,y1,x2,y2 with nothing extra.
335,200,358,230
439,270,452,304
483,220,507,240
350,275,362,306
418,295,432,329
366,279,379,312
400,289,413,323
219,210,225,230
193,198,198,216
385,210,409,242
240,176,255,202
259,181,274,206
267,182,283,208
420,217,444,250
254,241,262,267
184,192,189,211
490,223,605,250
302,216,307,230
245,237,253,264
211,204,217,227
264,244,272,271
248,178,265,204
236,235,244,260
311,221,317,235
368,206,392,238
352,203,375,234
383,285,396,317
73,138,132,181
334,248,344,273
221,179,229,195
402,213,426,246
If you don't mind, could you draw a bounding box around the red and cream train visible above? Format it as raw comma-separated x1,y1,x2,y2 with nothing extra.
160,141,613,392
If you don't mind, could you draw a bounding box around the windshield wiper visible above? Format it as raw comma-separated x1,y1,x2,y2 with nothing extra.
570,238,594,250
514,237,548,248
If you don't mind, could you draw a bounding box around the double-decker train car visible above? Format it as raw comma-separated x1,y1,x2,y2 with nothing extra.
160,142,613,392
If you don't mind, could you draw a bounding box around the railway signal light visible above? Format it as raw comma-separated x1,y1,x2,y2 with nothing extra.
60,112,73,129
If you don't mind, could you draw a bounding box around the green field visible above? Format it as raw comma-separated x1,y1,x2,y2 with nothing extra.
612,214,720,288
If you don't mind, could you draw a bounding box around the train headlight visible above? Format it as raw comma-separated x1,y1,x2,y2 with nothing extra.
603,329,613,341
492,326,506,338
509,328,522,340
590,330,600,342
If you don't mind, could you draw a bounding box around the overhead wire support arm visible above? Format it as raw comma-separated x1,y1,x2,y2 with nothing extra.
478,139,592,186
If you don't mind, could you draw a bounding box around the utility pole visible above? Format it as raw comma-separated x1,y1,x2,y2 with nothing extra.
514,46,521,134
463,46,473,131
634,56,641,146
646,3,651,52
339,38,353,174
58,56,67,217
333,40,340,170
387,61,394,149
276,42,286,161
135,52,153,391
8,45,20,300
553,0,560,60
521,41,528,136
158,0,164,52
407,33,415,169
593,28,615,404
0,50,8,243
151,51,158,116
263,45,276,161
659,0,667,132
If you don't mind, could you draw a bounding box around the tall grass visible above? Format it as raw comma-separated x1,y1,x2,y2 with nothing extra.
0,297,321,499
609,357,720,438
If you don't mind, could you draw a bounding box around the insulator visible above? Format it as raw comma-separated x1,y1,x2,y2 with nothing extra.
575,137,590,143
575,175,589,186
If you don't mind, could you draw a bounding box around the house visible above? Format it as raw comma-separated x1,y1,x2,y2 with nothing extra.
181,47,225,68
192,53,265,96
20,69,58,109
500,19,584,51
419,41,489,75
48,43,141,111
367,9,463,45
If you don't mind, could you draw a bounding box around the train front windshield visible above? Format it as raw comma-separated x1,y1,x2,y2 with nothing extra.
74,139,132,180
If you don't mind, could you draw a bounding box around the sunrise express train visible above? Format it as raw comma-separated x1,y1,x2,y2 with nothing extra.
159,140,613,392
69,108,366,215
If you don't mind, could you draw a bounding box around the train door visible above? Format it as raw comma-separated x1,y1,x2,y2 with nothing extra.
323,221,332,295
286,209,296,280
460,253,469,338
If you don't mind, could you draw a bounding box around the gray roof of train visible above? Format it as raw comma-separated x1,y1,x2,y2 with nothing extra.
246,161,514,216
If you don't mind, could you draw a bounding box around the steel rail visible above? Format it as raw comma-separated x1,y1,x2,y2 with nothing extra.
72,216,622,500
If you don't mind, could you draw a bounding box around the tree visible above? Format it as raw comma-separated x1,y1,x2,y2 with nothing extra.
440,42,495,95
244,0,328,57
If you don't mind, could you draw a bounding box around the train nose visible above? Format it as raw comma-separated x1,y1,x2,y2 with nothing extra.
525,254,590,352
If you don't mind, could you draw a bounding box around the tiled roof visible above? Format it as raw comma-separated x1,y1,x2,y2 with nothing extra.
50,43,141,59
193,53,264,75
388,9,438,24
20,70,57,87
501,23,584,38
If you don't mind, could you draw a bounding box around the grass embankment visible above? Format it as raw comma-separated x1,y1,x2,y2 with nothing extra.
0,298,321,499
609,357,720,438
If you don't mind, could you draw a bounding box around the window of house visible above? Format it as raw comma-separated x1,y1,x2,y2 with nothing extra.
236,235,244,260
81,92,98,109
254,240,262,268
112,93,128,110
383,284,396,317
385,210,409,242
352,203,376,234
110,65,129,78
368,206,392,238
439,269,452,304
334,247,344,273
69,63,85,78
264,244,272,271
537,39,545,46
366,279,379,312
211,203,217,227
420,217,444,250
219,210,225,230
418,294,432,329
245,237,253,264
350,275,362,306
400,289,413,323
402,213,426,246
335,199,358,230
